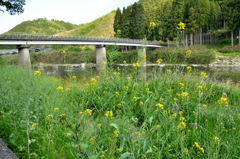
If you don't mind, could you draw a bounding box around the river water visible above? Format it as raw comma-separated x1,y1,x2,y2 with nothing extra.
34,64,240,84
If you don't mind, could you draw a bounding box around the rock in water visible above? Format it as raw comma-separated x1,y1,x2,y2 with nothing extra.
0,138,18,159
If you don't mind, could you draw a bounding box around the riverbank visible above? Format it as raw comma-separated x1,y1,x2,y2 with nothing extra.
1,45,216,65
0,64,240,158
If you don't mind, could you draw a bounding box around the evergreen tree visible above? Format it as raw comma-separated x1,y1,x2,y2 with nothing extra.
121,6,132,38
113,8,122,37
130,2,148,39
186,7,198,46
161,1,172,46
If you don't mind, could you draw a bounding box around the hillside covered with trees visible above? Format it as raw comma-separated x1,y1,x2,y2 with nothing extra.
114,0,240,46
7,18,78,35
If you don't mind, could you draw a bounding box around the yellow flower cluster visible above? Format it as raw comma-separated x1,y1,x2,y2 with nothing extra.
213,137,219,142
218,97,228,106
186,50,191,57
67,133,72,137
72,76,76,80
117,103,122,107
177,22,185,30
90,78,97,85
133,62,140,67
133,97,137,101
32,123,36,129
156,58,163,64
57,86,63,92
61,50,67,57
123,61,127,64
177,117,187,130
85,109,92,116
197,85,203,91
115,92,119,97
139,101,143,105
150,22,156,28
124,86,128,90
181,92,188,97
117,30,121,34
187,66,192,71
47,114,53,120
97,123,101,127
200,72,208,78
193,142,204,153
66,88,71,92
113,129,118,137
141,54,146,60
105,111,113,117
114,71,120,75
101,61,107,65
34,71,41,76
202,104,207,109
156,103,163,110
167,70,171,74
54,108,59,112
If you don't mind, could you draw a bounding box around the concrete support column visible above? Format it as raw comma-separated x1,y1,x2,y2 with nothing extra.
138,47,146,67
17,45,31,69
96,45,107,70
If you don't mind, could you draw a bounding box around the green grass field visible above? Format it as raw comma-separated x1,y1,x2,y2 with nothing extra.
0,60,240,158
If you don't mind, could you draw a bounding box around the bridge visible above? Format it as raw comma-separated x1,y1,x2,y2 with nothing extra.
0,34,167,69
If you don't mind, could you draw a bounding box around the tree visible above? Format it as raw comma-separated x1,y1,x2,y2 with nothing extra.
186,7,198,46
0,0,25,15
113,8,122,37
121,6,132,38
130,2,148,39
224,0,240,46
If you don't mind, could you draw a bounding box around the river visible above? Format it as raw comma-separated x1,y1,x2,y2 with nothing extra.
34,64,240,84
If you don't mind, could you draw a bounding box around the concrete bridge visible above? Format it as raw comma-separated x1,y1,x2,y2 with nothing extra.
0,34,166,69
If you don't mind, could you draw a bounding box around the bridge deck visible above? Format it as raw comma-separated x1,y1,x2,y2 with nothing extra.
0,34,167,47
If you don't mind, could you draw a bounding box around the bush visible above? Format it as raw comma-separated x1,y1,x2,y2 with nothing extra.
148,45,215,64
218,45,240,53
83,46,91,51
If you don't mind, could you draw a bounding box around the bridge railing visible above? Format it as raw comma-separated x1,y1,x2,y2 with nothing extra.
0,33,167,46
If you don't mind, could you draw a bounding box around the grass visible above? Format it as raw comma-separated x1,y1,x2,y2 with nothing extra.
1,45,216,65
1,61,240,158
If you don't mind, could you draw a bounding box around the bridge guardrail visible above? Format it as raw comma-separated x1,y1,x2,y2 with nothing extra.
0,33,167,46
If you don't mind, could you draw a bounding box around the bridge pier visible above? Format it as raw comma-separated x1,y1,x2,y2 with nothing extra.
96,45,107,70
138,47,146,67
17,45,31,69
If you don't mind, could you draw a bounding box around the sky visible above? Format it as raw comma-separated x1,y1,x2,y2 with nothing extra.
0,0,139,33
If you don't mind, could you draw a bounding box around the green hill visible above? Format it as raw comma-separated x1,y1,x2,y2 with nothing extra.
7,18,78,35
68,11,116,38
6,11,116,38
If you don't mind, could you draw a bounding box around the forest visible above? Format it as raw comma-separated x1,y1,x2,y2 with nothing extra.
114,0,240,46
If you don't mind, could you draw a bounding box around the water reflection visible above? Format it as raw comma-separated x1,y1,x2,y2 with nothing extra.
34,65,240,84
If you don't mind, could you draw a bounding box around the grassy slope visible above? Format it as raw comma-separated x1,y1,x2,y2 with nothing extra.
6,18,78,35
69,11,116,37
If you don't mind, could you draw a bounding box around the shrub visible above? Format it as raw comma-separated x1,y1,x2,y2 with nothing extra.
218,45,240,53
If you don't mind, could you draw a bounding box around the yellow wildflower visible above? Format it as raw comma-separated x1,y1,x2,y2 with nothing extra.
156,58,163,64
139,101,143,105
150,22,156,28
66,88,71,91
177,22,185,30
54,108,59,112
123,61,127,64
72,76,76,79
34,71,41,76
156,103,163,110
47,114,53,120
67,133,72,137
32,123,36,129
57,86,63,92
115,92,119,97
133,97,137,101
85,109,92,116
213,137,219,142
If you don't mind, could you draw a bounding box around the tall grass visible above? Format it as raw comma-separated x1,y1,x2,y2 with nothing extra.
1,62,240,158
